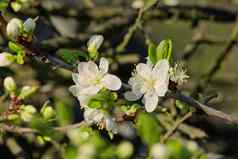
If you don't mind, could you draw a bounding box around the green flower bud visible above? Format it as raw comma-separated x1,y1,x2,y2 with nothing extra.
41,106,55,120
0,52,14,67
18,86,38,99
7,114,19,121
6,18,23,40
3,76,17,93
11,2,22,12
20,105,37,122
116,141,134,158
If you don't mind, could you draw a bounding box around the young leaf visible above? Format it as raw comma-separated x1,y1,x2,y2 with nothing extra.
156,39,173,62
136,112,163,145
57,49,88,64
8,41,24,53
0,0,9,10
148,43,157,64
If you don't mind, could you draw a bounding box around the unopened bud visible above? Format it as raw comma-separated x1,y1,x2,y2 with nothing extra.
41,106,55,120
11,2,22,12
6,18,23,40
87,35,104,58
117,141,134,158
20,105,37,122
4,76,17,93
23,18,36,34
19,86,38,99
151,143,169,159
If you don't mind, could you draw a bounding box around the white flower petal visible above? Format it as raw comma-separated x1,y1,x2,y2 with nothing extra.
143,93,158,112
154,78,169,97
80,84,103,95
84,108,104,124
78,95,90,107
136,63,152,77
102,74,121,90
77,62,88,74
124,91,142,101
99,57,109,74
152,59,170,81
86,61,99,74
72,73,80,84
68,85,79,97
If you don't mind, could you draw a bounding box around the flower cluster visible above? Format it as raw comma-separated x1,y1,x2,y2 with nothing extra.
69,36,121,133
69,35,189,134
7,17,36,41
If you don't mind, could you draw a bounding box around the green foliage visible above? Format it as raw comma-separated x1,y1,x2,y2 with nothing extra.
55,102,74,126
136,112,163,145
57,49,88,64
18,86,38,99
88,89,117,110
143,0,158,9
0,0,9,10
148,39,173,64
30,116,62,141
8,41,25,64
166,139,191,159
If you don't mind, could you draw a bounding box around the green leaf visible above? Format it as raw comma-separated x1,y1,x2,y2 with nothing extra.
148,43,157,64
8,41,25,64
166,139,191,159
57,49,88,64
156,39,173,62
136,112,163,145
144,0,157,9
55,102,74,126
30,116,62,141
87,90,117,109
8,41,24,53
0,0,9,10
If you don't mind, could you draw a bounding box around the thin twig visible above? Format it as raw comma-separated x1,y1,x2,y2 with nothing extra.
167,91,238,123
161,110,194,143
1,121,86,134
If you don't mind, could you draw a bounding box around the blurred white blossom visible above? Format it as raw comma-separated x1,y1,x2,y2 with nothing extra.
77,144,96,159
6,18,23,40
151,143,169,159
124,59,170,112
84,108,118,134
0,52,13,67
69,57,121,107
169,63,189,85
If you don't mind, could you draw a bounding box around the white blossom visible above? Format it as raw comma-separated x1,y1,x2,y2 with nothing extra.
87,35,104,53
23,18,36,33
69,57,121,107
0,52,13,67
169,63,189,85
151,143,169,159
84,108,118,134
124,59,170,112
6,18,23,40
